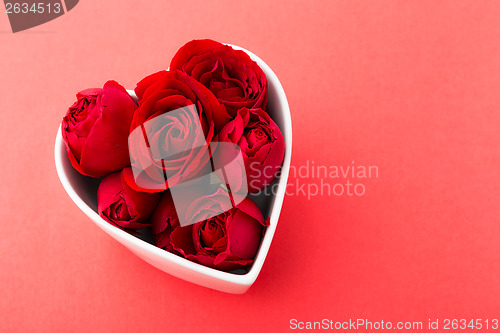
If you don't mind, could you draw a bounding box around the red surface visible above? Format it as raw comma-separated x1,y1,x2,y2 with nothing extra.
1,1,499,331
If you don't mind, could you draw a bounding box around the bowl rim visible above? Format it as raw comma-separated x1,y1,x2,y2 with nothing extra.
54,43,292,290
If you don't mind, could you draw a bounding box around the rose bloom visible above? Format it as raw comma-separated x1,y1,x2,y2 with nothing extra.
62,80,137,178
125,70,227,193
170,39,268,120
97,168,160,230
152,189,267,271
216,108,285,192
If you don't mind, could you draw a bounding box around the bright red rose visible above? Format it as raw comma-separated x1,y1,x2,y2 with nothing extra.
62,80,137,178
170,39,268,118
152,189,266,271
216,108,285,192
125,70,228,193
97,168,160,230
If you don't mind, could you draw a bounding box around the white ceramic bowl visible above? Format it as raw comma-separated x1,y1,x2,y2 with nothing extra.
54,44,292,294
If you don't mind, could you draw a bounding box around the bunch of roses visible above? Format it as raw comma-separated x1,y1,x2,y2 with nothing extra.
61,39,285,272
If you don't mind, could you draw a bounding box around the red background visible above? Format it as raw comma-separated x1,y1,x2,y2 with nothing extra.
1,1,499,331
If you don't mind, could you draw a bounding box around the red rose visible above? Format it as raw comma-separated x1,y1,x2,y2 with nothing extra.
152,189,266,271
170,39,268,118
62,80,137,178
97,168,160,230
216,108,285,192
125,70,228,193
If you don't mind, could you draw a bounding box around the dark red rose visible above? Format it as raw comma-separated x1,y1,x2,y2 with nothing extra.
152,189,266,271
97,168,160,230
170,39,268,118
125,70,228,193
216,108,285,192
62,80,137,178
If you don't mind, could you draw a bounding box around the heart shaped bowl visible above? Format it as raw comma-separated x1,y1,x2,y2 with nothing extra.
54,44,292,294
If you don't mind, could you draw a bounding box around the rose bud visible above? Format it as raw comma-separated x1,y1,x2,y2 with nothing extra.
151,192,180,253
152,189,266,272
216,108,285,192
125,70,227,193
97,168,160,230
62,80,138,178
170,39,268,118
